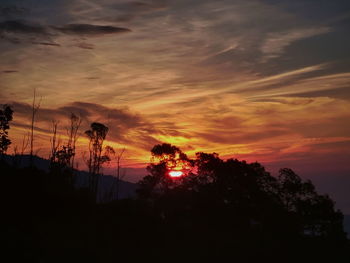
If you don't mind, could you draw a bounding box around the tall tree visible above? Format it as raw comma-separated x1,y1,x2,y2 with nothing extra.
49,120,60,164
29,89,41,166
67,113,82,169
50,114,82,171
0,104,14,156
105,146,126,201
85,122,109,196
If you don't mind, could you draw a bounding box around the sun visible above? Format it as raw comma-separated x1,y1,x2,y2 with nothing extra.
168,170,184,178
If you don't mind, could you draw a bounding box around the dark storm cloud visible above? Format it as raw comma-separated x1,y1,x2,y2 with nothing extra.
52,24,131,36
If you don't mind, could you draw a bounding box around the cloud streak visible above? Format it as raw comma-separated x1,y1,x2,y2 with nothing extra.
0,19,131,46
52,24,131,36
1,1,349,208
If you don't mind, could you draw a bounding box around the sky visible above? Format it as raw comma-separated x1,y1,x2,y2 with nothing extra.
1,0,350,211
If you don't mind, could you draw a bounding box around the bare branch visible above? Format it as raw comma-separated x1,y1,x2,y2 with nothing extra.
29,88,41,165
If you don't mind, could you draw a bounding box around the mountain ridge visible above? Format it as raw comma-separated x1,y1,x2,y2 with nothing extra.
2,154,138,201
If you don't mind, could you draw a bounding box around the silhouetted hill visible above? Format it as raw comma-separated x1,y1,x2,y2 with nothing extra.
344,215,350,238
3,154,137,201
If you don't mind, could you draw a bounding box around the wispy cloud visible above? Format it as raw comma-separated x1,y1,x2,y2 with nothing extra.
52,24,130,36
261,27,330,61
1,0,349,178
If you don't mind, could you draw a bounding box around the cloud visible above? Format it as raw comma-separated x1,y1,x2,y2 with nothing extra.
62,101,145,128
8,100,165,149
0,20,48,36
31,41,61,47
247,72,350,99
261,27,330,61
0,20,54,45
75,42,95,49
290,86,350,100
10,101,146,129
195,129,288,145
1,70,18,73
52,24,131,36
0,19,131,47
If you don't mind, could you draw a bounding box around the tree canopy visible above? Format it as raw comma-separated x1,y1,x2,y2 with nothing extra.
138,143,346,242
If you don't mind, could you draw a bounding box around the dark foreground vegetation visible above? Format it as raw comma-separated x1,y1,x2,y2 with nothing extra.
1,104,349,262
2,144,350,263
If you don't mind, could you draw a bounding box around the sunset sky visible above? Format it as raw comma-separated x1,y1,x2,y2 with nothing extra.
1,1,350,211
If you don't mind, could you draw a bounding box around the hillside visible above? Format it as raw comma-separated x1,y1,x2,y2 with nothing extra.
2,155,137,201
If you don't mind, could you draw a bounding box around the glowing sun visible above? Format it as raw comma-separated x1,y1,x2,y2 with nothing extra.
169,170,184,178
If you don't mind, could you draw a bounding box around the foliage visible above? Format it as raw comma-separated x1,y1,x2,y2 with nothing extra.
85,122,111,196
138,143,347,243
85,122,109,174
66,113,81,168
49,115,82,185
138,143,192,197
0,104,14,155
51,145,75,168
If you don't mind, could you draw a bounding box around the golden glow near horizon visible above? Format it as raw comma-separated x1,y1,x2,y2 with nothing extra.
1,0,350,181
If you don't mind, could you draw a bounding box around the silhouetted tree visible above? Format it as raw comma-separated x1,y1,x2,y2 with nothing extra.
66,113,82,169
49,120,60,164
49,121,69,169
277,168,346,239
29,89,41,166
85,122,109,196
138,143,192,198
0,104,13,156
51,145,75,169
138,143,347,244
106,146,126,201
49,114,82,175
